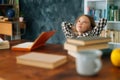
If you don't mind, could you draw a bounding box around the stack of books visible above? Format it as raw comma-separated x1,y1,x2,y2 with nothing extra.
0,38,10,49
64,36,111,57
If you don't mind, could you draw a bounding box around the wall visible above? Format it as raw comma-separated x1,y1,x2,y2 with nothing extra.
20,0,83,44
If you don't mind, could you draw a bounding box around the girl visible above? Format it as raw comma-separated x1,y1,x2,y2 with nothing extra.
61,15,107,38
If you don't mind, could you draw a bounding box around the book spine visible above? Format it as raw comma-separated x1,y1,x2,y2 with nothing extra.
64,42,109,52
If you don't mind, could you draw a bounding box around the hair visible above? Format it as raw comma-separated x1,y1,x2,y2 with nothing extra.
75,14,96,29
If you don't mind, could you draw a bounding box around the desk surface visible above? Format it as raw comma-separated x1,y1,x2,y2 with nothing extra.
0,40,120,80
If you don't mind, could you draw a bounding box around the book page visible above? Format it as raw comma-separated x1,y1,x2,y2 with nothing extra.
0,38,3,42
0,40,10,49
13,42,33,48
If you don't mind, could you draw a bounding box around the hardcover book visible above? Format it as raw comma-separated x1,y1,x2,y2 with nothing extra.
11,31,55,51
64,41,109,52
16,52,67,69
67,36,111,45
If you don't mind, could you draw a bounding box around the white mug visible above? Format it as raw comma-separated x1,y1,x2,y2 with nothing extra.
75,49,102,76
19,17,24,22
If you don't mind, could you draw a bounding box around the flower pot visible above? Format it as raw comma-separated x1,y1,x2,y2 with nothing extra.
19,17,24,22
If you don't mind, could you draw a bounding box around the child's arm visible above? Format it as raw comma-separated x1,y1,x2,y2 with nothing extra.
61,18,107,38
80,18,107,37
61,22,77,38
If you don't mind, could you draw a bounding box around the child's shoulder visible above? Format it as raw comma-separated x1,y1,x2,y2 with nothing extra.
99,18,107,22
61,21,73,27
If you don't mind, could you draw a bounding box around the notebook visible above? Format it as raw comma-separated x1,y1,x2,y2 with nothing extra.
11,30,55,51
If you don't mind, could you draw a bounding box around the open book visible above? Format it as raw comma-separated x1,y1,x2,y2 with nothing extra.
11,31,55,51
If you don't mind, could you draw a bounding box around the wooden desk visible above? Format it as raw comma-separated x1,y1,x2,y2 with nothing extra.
0,40,120,80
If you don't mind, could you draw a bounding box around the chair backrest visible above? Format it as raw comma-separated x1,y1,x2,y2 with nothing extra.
0,22,12,36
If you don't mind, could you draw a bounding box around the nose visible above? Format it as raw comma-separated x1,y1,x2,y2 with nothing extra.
79,22,83,25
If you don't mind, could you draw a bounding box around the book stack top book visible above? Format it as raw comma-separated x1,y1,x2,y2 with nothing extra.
66,36,111,45
64,36,111,57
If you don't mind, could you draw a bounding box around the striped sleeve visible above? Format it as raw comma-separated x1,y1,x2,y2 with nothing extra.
61,21,77,38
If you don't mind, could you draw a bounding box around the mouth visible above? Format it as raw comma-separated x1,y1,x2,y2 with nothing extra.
77,27,82,31
78,26,82,28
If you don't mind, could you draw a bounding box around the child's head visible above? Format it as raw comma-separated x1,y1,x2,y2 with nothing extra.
75,15,96,34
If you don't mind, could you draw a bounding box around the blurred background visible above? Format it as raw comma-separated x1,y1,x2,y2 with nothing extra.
20,0,84,44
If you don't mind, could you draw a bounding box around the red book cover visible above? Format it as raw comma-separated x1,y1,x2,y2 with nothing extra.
11,31,55,51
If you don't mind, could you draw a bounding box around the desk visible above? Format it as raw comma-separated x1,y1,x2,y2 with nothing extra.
0,40,120,80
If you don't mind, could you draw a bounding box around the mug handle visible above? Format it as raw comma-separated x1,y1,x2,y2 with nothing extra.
94,59,102,73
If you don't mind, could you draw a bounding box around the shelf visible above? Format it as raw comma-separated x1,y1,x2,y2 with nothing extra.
85,0,120,43
108,42,120,49
0,4,13,7
107,21,120,23
95,21,120,23
0,0,20,19
86,0,105,2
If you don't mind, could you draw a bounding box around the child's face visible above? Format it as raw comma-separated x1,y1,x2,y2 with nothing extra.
76,16,91,33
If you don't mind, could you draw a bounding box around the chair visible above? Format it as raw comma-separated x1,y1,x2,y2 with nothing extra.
0,22,13,40
0,21,26,40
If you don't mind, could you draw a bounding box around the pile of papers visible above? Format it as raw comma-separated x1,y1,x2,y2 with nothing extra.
0,38,10,49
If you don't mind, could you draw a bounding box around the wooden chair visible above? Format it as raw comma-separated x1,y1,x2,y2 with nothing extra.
0,21,26,40
0,22,13,40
